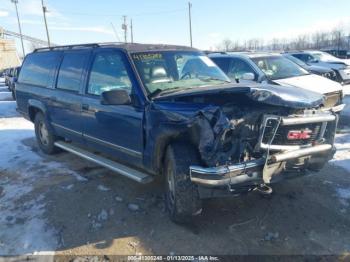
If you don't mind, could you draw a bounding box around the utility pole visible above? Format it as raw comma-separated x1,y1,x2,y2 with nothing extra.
122,15,127,43
110,22,121,42
130,19,134,43
188,2,193,47
41,0,51,47
11,0,25,57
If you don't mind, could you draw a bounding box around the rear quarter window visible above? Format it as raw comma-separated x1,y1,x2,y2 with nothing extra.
18,52,61,87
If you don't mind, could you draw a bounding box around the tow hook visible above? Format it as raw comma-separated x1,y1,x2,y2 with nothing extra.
254,184,273,195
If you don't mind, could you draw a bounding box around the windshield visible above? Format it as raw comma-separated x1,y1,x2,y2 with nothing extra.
252,56,309,80
131,51,230,96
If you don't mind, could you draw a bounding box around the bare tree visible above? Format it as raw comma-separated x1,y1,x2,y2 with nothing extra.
222,38,234,51
215,24,350,52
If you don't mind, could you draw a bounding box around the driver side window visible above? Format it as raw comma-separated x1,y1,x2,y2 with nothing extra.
87,52,132,96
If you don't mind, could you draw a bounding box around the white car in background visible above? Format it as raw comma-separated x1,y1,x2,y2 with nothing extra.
287,50,350,85
209,52,344,111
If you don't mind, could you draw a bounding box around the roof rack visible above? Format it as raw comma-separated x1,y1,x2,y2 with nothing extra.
33,42,134,52
203,51,227,55
34,43,100,52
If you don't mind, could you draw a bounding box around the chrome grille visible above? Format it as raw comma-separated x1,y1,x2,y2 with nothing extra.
272,124,321,145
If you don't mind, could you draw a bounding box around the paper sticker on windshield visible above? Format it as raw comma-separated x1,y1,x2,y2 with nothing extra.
199,56,217,67
132,53,163,61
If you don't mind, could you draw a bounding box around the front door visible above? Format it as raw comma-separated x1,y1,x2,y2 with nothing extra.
82,50,143,167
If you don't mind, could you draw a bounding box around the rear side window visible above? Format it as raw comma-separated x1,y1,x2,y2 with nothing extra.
292,54,313,63
87,52,132,96
57,52,87,92
18,52,61,87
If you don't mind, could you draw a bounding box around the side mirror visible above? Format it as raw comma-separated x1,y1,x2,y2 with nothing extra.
101,89,131,105
241,72,255,81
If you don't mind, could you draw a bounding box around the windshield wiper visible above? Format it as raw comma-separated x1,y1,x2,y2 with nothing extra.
198,76,230,83
148,86,189,99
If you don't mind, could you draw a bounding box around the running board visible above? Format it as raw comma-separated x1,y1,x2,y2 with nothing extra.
54,141,153,184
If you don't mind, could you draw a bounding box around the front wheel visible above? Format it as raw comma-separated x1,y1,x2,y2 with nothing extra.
164,142,202,223
34,112,60,154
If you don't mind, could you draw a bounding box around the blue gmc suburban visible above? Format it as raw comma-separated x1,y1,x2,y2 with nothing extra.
16,43,338,223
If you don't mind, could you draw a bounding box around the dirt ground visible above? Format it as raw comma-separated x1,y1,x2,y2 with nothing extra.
1,81,350,257
28,148,350,256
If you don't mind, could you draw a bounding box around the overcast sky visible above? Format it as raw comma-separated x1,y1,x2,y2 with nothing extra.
1,0,350,56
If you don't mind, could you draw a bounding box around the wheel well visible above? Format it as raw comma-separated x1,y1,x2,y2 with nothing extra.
28,106,42,122
157,138,199,174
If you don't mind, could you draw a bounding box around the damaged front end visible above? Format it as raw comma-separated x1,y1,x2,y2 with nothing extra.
190,110,337,190
146,83,338,196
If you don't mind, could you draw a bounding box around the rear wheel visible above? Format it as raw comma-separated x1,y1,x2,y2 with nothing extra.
34,112,60,154
164,142,202,223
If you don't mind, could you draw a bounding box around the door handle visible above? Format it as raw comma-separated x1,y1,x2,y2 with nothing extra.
50,96,57,102
82,104,90,111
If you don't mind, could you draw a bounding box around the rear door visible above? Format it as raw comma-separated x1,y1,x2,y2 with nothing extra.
49,50,91,143
81,49,144,166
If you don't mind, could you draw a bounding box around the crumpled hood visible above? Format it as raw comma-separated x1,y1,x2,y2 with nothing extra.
247,84,324,109
155,83,325,109
273,74,342,94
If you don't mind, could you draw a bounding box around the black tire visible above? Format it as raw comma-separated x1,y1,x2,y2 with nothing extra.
164,142,202,223
11,88,16,100
34,112,60,154
308,161,326,172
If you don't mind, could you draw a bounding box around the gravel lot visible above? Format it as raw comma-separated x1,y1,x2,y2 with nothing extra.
0,79,350,257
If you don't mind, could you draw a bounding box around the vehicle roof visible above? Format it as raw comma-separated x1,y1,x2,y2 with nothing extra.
33,42,199,53
284,50,324,54
208,51,282,59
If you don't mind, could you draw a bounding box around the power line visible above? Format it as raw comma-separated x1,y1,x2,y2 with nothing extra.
3,28,52,46
110,22,121,42
55,8,186,17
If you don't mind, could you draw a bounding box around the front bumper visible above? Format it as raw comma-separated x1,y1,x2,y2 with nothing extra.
190,112,337,188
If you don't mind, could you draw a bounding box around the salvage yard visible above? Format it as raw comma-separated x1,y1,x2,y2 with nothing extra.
1,78,350,256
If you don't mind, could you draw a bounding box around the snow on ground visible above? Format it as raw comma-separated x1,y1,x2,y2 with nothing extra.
0,101,18,118
343,84,350,96
0,92,12,101
0,86,8,92
331,133,350,172
0,99,86,255
0,114,58,255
